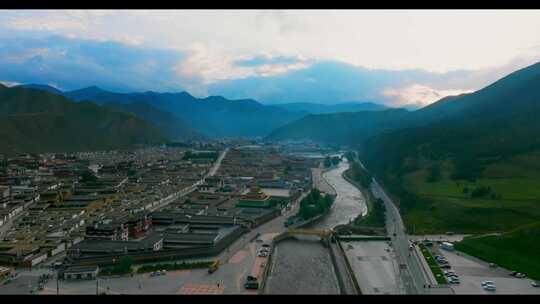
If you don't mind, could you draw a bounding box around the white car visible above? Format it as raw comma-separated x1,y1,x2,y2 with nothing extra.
484,285,496,291
531,281,539,287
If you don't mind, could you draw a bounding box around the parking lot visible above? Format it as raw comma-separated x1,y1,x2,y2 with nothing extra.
437,247,540,294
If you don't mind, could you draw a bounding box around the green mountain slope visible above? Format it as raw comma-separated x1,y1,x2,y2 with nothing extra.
359,61,540,235
0,85,166,155
103,101,207,142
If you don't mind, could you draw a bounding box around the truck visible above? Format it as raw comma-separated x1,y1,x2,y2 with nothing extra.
440,242,455,251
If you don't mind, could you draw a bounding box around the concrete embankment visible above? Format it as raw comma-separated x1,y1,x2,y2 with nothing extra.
264,238,340,294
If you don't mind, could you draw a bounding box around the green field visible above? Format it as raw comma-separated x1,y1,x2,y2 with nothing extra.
405,176,540,201
455,222,540,281
418,244,447,285
399,156,540,234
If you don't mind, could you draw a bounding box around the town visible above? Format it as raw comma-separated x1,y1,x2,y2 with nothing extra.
0,140,329,294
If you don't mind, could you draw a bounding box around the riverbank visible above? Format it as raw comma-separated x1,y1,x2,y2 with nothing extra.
338,167,386,235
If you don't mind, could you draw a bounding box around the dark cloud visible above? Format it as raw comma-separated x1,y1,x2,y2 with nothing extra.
0,35,186,92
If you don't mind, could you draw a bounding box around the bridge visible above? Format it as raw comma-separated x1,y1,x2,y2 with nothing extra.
285,228,333,240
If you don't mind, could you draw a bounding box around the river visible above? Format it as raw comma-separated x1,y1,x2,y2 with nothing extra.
311,159,368,230
265,159,368,294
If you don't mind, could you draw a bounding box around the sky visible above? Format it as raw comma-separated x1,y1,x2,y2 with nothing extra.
1,9,540,107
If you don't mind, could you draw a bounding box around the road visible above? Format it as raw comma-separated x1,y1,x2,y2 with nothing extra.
371,178,446,294
148,148,229,212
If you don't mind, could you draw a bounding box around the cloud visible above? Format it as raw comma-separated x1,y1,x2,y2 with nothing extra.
0,35,186,92
0,80,21,87
234,55,304,67
382,84,473,107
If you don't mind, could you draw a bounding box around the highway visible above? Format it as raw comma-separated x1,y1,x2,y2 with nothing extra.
370,178,428,294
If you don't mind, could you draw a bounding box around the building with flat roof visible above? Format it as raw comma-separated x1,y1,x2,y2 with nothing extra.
62,265,99,280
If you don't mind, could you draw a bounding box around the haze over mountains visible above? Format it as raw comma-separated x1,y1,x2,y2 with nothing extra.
0,82,397,155
7,60,540,161
269,61,540,155
18,84,393,139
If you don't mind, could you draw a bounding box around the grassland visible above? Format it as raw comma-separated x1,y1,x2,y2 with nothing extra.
455,222,540,281
399,152,540,234
418,243,447,285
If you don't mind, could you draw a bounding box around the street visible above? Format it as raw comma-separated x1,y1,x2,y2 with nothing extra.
370,178,451,294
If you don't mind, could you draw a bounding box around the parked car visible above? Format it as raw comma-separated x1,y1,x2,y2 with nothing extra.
440,265,452,269
531,281,539,287
510,271,518,277
262,244,270,248
258,252,268,257
516,273,526,278
489,263,497,268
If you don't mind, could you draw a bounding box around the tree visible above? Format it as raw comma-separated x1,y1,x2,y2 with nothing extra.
310,188,321,202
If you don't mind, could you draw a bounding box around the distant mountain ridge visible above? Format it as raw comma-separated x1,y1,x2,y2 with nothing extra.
18,84,63,95
0,85,166,155
63,86,307,138
272,102,389,114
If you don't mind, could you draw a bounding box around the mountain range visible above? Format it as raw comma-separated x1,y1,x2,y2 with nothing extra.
0,84,165,155
25,85,388,139
62,86,306,138
271,102,389,114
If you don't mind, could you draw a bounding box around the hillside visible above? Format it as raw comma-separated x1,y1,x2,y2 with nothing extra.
0,85,166,155
265,109,409,145
18,84,64,95
103,101,206,142
272,102,389,114
64,87,306,138
359,61,540,234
